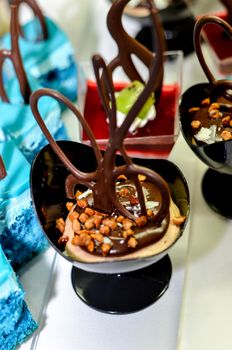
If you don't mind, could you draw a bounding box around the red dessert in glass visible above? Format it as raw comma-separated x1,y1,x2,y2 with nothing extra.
82,51,182,159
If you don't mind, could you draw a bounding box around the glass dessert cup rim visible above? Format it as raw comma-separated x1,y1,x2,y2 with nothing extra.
31,140,189,274
80,50,183,74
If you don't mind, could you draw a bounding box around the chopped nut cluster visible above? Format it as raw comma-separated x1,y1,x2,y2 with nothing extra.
56,175,186,257
56,199,150,256
189,98,232,142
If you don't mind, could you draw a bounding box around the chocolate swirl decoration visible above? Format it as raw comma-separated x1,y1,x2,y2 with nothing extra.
220,0,232,25
30,55,170,223
0,156,7,180
0,5,31,104
194,15,232,102
9,0,48,41
106,0,165,97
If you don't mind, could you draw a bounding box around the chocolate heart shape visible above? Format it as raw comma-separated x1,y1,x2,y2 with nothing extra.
30,140,189,273
194,15,232,101
179,15,232,175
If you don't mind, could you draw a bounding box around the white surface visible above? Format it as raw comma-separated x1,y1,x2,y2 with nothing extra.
17,0,232,349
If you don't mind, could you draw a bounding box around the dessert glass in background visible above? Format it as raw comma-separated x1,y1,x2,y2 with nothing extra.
108,0,196,56
199,0,232,77
81,50,183,159
179,15,232,219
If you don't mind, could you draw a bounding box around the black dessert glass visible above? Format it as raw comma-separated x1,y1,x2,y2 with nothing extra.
31,140,189,314
179,15,232,218
180,83,232,218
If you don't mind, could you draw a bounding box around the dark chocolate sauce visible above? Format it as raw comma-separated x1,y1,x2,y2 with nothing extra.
72,179,169,257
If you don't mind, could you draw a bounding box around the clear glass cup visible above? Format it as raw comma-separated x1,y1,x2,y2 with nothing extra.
80,50,183,158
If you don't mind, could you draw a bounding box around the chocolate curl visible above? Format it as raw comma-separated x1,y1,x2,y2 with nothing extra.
0,155,7,180
92,54,147,216
30,84,170,222
220,0,232,25
194,15,232,101
92,54,170,222
30,88,103,192
0,5,31,104
106,0,165,96
10,0,48,41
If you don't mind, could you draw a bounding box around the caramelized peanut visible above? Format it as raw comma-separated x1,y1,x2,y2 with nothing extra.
191,120,201,129
122,229,134,238
77,199,88,208
84,217,95,230
222,116,231,126
87,240,94,253
208,102,220,111
102,218,117,230
85,207,95,216
135,215,148,227
188,107,200,113
94,215,103,228
201,97,210,106
91,232,104,243
79,213,89,223
127,237,138,248
56,217,65,226
209,109,222,119
122,218,133,230
75,190,83,198
101,243,112,256
99,225,110,235
69,211,79,222
72,218,81,233
138,174,146,182
116,215,125,223
66,202,74,211
221,130,232,141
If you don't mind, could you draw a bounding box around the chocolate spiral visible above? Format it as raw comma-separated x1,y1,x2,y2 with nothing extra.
194,15,232,101
0,5,31,103
10,0,48,40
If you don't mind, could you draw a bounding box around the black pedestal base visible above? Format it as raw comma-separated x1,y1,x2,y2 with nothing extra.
202,168,232,219
71,255,172,314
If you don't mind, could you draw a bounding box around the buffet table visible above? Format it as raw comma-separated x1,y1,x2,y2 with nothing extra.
18,0,232,349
